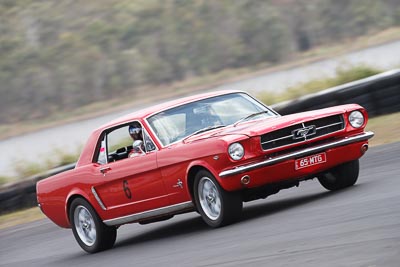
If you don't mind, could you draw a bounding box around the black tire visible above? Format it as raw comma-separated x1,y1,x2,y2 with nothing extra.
69,198,117,253
193,170,242,228
318,159,359,191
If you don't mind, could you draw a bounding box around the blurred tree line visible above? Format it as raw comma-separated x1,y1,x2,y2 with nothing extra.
1,0,399,123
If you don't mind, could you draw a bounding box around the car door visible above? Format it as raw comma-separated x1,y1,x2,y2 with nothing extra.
157,145,193,205
92,123,169,218
150,111,194,205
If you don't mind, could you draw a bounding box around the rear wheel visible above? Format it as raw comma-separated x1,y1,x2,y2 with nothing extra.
194,170,242,227
70,198,116,253
318,159,359,191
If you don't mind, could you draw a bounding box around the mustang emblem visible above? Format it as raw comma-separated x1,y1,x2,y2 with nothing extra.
173,179,184,189
292,125,316,140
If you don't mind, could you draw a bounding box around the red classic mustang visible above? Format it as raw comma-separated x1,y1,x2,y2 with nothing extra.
36,90,374,253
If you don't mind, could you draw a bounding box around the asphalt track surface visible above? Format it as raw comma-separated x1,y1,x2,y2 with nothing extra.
1,142,399,267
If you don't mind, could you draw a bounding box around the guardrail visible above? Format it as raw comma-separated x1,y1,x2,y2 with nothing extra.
1,69,399,214
272,69,400,116
0,163,75,214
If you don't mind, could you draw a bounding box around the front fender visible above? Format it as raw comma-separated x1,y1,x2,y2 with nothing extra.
186,158,221,179
65,187,94,227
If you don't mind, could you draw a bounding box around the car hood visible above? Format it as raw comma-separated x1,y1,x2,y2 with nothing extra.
185,104,360,142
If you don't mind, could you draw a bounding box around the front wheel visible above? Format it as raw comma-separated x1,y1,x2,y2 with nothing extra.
70,198,117,253
318,159,359,191
193,170,242,228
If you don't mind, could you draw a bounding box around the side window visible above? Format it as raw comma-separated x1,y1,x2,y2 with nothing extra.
96,121,157,164
108,126,132,152
142,129,157,152
107,125,136,162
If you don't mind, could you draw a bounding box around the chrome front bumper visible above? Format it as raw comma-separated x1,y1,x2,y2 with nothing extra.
219,131,374,177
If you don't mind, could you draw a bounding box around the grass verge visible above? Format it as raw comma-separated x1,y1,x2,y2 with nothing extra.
0,147,81,186
0,207,45,230
366,112,400,147
257,65,382,105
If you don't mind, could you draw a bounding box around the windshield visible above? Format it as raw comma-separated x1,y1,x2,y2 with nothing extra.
146,93,276,146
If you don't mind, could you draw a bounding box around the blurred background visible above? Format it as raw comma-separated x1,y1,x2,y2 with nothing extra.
1,0,400,183
2,3,400,264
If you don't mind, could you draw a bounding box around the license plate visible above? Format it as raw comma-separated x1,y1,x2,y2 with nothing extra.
295,152,326,170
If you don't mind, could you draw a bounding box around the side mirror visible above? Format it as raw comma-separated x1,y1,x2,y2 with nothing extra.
132,140,145,154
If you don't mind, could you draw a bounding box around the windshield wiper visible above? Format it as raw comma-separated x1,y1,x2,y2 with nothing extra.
233,110,270,127
183,125,226,141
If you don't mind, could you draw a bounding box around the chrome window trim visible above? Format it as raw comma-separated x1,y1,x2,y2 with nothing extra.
141,127,159,153
103,201,194,226
102,120,159,160
145,92,278,149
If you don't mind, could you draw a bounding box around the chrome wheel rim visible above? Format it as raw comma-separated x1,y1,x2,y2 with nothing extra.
74,205,96,246
198,177,221,220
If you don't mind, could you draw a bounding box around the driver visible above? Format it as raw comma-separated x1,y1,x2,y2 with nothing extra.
128,122,145,157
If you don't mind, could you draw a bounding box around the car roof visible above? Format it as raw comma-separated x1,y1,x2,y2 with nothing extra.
96,90,245,131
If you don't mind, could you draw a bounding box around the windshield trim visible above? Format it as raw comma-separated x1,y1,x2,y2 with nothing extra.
145,92,278,148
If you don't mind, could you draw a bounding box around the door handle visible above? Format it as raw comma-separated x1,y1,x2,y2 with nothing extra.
100,166,111,176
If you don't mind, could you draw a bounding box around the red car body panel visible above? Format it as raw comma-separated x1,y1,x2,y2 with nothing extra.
37,90,373,229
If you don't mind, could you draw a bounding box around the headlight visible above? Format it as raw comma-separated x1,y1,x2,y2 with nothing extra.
349,111,364,128
228,143,244,160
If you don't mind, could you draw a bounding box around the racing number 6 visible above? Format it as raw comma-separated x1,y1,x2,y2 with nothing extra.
123,180,132,199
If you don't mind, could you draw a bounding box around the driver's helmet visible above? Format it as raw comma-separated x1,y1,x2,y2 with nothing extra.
129,122,142,136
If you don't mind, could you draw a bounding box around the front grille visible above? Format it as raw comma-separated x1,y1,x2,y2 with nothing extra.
261,114,344,150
